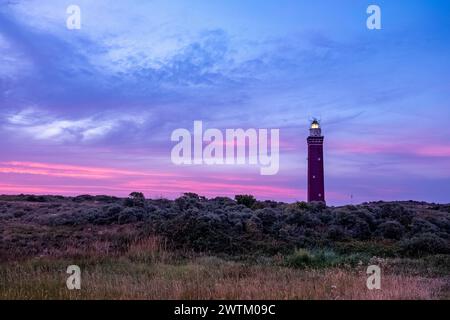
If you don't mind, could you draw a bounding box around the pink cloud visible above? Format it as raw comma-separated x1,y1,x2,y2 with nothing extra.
0,161,178,179
415,146,450,157
0,160,305,201
330,142,450,157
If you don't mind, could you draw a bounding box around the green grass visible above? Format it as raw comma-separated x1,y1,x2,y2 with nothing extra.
284,248,372,269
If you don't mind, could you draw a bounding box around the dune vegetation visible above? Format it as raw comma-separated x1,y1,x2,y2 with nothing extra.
0,193,449,299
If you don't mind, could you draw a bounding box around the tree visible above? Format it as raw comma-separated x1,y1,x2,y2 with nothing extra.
235,195,256,209
125,192,145,207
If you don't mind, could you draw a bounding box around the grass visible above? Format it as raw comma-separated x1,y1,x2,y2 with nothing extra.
1,257,447,300
283,248,391,270
0,237,448,300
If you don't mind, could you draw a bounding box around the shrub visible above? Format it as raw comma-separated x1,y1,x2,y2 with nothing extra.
286,211,321,228
73,195,94,202
130,192,145,199
243,215,263,234
175,194,203,211
256,208,282,231
326,225,349,241
87,205,123,225
210,197,236,207
423,255,450,275
13,210,27,218
378,203,413,226
123,198,134,207
252,200,280,210
3,193,450,260
316,211,334,224
107,205,122,215
25,195,47,202
376,221,405,240
410,218,439,235
93,195,120,203
400,233,449,257
183,193,206,201
352,220,372,240
307,201,326,213
335,212,372,240
284,249,313,268
292,201,309,210
334,240,400,257
354,210,377,230
423,215,450,234
125,192,146,207
118,207,143,224
235,195,256,209
284,249,342,269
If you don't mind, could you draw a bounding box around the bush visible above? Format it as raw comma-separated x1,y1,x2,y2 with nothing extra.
175,194,203,211
123,198,134,207
410,218,439,235
13,210,27,218
252,200,280,210
400,233,449,257
286,211,321,228
423,215,450,234
107,205,122,215
118,207,144,224
25,195,47,202
352,220,371,240
256,208,282,231
292,201,309,210
378,203,413,226
376,221,405,240
284,249,344,269
73,195,94,202
88,205,123,225
2,193,450,260
183,193,206,201
125,192,146,207
235,195,256,209
334,240,399,257
326,225,349,241
285,248,313,268
335,212,372,240
307,201,326,213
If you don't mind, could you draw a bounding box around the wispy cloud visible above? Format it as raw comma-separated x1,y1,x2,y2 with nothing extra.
0,1,449,204
4,108,147,142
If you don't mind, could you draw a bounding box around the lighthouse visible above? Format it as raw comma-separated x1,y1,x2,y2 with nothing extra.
307,119,325,203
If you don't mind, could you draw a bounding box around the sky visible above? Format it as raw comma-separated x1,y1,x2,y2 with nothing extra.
0,0,449,205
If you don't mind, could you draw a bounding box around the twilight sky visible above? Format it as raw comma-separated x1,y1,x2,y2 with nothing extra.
0,0,449,205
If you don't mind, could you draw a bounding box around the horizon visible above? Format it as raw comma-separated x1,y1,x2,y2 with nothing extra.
1,1,450,205
1,192,449,207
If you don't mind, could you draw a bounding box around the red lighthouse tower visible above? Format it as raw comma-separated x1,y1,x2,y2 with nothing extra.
307,119,325,203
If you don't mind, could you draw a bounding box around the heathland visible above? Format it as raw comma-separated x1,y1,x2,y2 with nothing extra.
0,193,449,299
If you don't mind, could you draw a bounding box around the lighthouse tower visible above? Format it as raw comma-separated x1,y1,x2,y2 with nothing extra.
307,119,325,203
